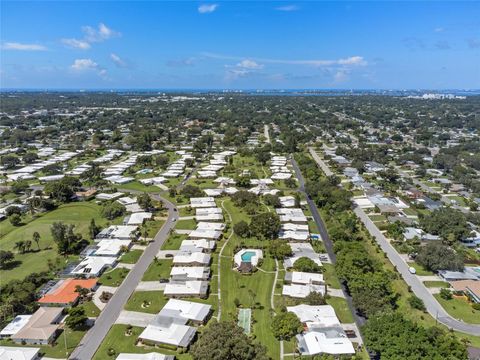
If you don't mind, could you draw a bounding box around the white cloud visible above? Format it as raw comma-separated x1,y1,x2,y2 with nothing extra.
71,58,99,71
61,38,91,50
333,69,349,83
434,27,444,33
2,42,47,51
198,4,218,14
82,23,120,42
236,59,264,69
275,5,299,11
110,53,127,68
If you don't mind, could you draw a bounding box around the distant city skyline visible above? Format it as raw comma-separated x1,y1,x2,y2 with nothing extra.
1,1,479,89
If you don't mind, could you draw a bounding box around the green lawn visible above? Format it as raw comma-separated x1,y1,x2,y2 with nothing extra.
407,262,435,276
162,233,188,250
142,259,172,281
99,267,130,287
82,300,101,317
125,291,169,314
323,263,342,289
423,281,450,288
368,214,388,222
326,296,354,323
143,219,166,238
175,218,197,230
119,249,143,264
402,207,418,216
118,181,160,193
0,202,112,284
93,325,190,360
434,295,480,324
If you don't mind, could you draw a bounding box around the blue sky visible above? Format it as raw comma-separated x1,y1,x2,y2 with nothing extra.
1,1,479,89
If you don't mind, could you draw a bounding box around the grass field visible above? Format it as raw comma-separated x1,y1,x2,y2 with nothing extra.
119,249,143,264
125,291,168,314
162,233,188,250
423,281,450,288
326,296,354,323
0,202,113,283
93,325,190,360
142,259,172,281
99,267,130,287
175,218,197,230
407,262,435,276
323,263,341,289
118,181,160,193
82,300,101,317
434,294,480,324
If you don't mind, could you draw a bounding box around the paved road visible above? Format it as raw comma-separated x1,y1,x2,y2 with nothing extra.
291,157,368,339
354,207,480,335
69,195,178,360
264,124,271,144
308,147,333,177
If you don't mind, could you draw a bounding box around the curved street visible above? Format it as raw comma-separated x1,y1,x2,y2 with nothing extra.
69,194,178,360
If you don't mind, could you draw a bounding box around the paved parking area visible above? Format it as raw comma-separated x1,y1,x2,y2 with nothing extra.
136,281,166,291
115,310,155,327
156,249,179,258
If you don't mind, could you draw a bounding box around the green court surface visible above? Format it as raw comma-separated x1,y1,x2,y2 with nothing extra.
238,308,252,334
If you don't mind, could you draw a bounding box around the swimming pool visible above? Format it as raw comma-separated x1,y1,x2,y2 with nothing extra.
241,251,256,262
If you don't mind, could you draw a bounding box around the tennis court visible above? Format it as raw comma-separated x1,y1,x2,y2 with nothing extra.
237,308,252,334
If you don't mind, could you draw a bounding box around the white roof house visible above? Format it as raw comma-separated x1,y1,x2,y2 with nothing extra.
71,256,116,277
271,172,292,180
287,305,341,328
276,208,308,223
190,197,216,208
0,316,32,338
104,175,134,184
173,251,211,266
203,188,224,197
283,283,326,298
139,318,196,348
94,239,131,257
96,192,124,201
96,225,138,240
285,272,324,286
279,196,296,208
188,228,222,240
116,353,174,360
0,346,40,360
117,197,137,206
196,222,225,231
38,174,65,182
164,281,209,298
170,266,210,281
284,243,322,269
180,239,216,252
125,212,153,225
297,329,355,356
139,177,167,185
159,299,211,323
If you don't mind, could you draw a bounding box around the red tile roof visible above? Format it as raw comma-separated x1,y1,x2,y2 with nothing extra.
38,278,97,305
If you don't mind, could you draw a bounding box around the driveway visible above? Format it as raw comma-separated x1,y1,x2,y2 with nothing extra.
70,195,178,360
92,286,118,311
136,281,166,291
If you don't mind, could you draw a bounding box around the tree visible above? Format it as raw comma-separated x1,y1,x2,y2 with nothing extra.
88,219,99,240
231,190,258,208
14,241,26,254
235,175,251,188
51,222,83,255
190,321,268,360
32,231,41,250
66,307,88,330
9,213,22,227
419,208,470,244
250,212,281,240
263,194,281,208
408,295,426,311
5,206,22,217
22,152,38,164
305,291,327,305
180,185,203,198
293,257,323,273
0,154,20,169
363,313,467,360
416,243,464,272
24,240,32,253
268,240,292,260
284,177,297,189
271,312,302,340
137,192,153,210
440,288,452,300
0,250,14,269
233,221,250,238
101,202,126,220
44,177,81,202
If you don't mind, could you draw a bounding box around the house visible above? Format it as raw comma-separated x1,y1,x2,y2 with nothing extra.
139,315,196,348
37,278,97,307
71,256,116,278
279,223,310,242
94,239,131,257
173,251,211,266
276,208,308,223
188,228,222,240
0,316,32,339
287,305,341,328
195,207,223,222
284,243,322,269
190,197,216,208
96,225,138,240
180,239,216,252
282,283,326,298
279,196,296,208
124,212,152,226
116,353,174,360
170,266,211,281
0,347,40,360
159,299,211,325
451,280,480,303
164,281,209,298
96,192,124,201
11,307,63,345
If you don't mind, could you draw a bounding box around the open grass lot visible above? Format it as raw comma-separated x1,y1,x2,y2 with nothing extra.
82,300,102,317
162,233,188,250
93,324,191,360
0,201,113,283
0,328,86,359
402,207,418,216
407,262,435,276
144,219,166,238
175,218,197,230
125,291,168,314
434,295,480,324
423,281,450,288
368,214,388,222
219,197,280,359
118,181,160,193
119,249,143,264
142,259,172,281
99,267,130,287
326,296,354,323
323,263,341,289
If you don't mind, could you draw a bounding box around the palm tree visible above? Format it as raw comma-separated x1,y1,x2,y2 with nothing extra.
14,241,26,254
24,240,32,253
33,231,41,250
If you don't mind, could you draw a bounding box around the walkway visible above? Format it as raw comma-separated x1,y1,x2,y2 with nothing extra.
308,147,333,177
69,195,178,360
217,199,234,320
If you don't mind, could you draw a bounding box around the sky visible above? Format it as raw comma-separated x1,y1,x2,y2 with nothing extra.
1,1,479,89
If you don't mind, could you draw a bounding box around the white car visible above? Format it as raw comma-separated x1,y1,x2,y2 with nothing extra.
408,266,417,274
